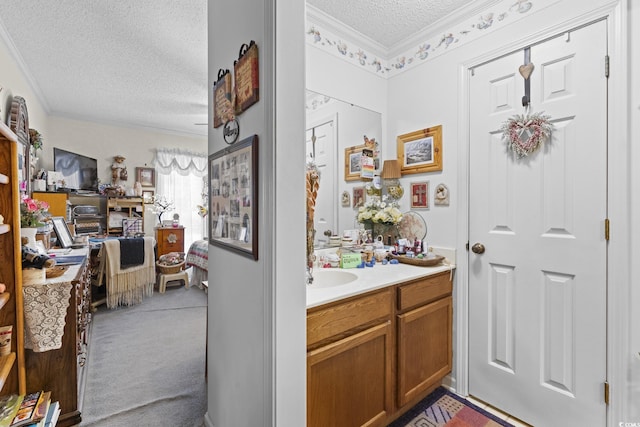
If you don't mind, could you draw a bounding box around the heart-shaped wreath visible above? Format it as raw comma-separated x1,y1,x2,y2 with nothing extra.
500,112,553,158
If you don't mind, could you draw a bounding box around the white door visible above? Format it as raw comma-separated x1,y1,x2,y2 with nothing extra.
468,20,608,426
306,120,336,246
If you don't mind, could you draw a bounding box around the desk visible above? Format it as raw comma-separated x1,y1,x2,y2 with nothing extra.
24,247,91,427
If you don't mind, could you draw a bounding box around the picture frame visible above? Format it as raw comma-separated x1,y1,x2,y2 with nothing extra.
142,190,154,204
136,167,155,187
410,181,430,209
344,145,365,181
353,186,365,208
208,134,259,260
397,125,443,175
51,216,74,248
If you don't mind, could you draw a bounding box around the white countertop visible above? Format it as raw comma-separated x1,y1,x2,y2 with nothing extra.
306,262,455,308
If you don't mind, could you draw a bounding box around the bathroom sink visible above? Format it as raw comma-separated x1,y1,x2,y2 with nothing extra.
309,270,358,288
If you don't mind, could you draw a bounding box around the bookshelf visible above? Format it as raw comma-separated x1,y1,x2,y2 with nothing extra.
0,121,26,395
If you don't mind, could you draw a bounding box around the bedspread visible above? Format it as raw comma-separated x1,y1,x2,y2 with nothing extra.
186,239,208,287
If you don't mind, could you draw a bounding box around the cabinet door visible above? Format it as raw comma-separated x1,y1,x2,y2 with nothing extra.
308,321,392,427
397,296,452,407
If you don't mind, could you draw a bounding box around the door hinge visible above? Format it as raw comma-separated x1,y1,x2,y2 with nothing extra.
605,218,610,241
466,241,469,251
605,55,610,78
604,381,610,405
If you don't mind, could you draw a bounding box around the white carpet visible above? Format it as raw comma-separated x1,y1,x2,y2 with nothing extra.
80,285,208,426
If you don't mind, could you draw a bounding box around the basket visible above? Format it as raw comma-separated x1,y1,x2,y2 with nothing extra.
45,265,69,279
156,261,185,274
388,253,445,267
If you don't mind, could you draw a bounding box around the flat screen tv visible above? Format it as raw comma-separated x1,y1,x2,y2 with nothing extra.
53,147,99,192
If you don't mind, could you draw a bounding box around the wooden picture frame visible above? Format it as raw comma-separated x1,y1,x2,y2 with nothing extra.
142,190,154,204
10,96,30,194
353,186,365,208
209,134,258,260
410,181,430,209
213,69,232,128
344,145,365,181
136,167,155,187
234,41,259,114
397,125,443,175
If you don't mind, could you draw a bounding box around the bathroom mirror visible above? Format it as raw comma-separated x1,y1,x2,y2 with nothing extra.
305,90,382,247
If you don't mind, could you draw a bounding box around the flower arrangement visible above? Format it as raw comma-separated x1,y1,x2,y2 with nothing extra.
29,128,43,152
357,196,403,225
20,196,49,228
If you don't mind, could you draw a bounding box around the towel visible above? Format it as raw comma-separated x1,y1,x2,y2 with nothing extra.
119,237,144,268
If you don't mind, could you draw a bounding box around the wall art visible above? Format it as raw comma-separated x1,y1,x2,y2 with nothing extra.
213,68,233,128
410,181,430,209
209,135,258,260
397,125,442,175
234,41,259,114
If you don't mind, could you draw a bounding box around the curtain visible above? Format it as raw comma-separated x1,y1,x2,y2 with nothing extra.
154,149,208,250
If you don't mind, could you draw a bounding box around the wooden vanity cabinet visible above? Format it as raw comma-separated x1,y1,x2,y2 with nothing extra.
396,272,453,408
307,271,453,427
307,288,394,427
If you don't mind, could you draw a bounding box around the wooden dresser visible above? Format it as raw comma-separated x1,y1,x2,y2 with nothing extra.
24,249,92,427
156,226,185,259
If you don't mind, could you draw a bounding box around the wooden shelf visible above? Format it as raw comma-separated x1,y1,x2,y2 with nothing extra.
0,352,17,391
0,293,9,310
0,173,8,184
0,224,9,235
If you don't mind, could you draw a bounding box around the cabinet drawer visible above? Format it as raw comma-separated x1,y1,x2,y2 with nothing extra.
307,288,392,348
397,272,452,312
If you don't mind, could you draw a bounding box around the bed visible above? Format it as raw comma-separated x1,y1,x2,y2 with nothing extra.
186,239,208,288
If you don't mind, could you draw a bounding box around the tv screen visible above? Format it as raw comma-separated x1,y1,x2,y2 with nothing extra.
53,147,99,192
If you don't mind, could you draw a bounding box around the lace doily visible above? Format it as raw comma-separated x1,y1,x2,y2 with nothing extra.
23,281,72,352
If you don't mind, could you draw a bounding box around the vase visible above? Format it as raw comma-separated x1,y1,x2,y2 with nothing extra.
20,227,38,250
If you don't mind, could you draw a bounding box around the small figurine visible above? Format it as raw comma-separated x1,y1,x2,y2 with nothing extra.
22,245,55,269
111,155,126,185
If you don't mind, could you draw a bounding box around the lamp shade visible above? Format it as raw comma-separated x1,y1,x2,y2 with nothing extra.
381,160,401,179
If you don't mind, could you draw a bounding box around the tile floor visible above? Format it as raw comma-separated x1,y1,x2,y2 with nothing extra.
465,396,533,427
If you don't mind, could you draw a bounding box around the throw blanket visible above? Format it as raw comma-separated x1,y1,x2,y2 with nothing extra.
120,237,145,268
98,236,156,308
186,239,208,288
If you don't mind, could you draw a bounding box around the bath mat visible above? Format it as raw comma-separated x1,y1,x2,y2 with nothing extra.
388,387,514,427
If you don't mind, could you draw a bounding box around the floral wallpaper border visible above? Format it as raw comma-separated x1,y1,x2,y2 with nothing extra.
306,0,560,78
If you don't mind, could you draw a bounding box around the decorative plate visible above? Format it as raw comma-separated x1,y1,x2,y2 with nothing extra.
398,211,427,240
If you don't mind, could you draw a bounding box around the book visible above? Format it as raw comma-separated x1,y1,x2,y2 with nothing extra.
9,391,45,427
0,395,23,427
23,392,50,427
43,402,59,427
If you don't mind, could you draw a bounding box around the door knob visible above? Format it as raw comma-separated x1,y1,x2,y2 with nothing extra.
471,243,485,254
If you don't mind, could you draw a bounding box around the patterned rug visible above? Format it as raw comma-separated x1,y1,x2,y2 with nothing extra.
388,387,514,427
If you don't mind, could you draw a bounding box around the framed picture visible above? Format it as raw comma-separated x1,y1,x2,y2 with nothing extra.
51,216,74,248
209,134,258,260
142,190,154,204
344,145,365,181
353,186,365,208
136,167,155,187
410,181,430,209
397,125,443,175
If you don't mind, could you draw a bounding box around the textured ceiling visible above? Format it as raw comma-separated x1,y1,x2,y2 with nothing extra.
0,0,208,137
0,1,471,138
307,0,474,49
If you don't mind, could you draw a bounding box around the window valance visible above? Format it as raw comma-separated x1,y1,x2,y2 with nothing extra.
154,148,207,178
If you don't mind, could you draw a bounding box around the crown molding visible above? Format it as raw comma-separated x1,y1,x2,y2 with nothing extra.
306,4,388,59
0,18,51,114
